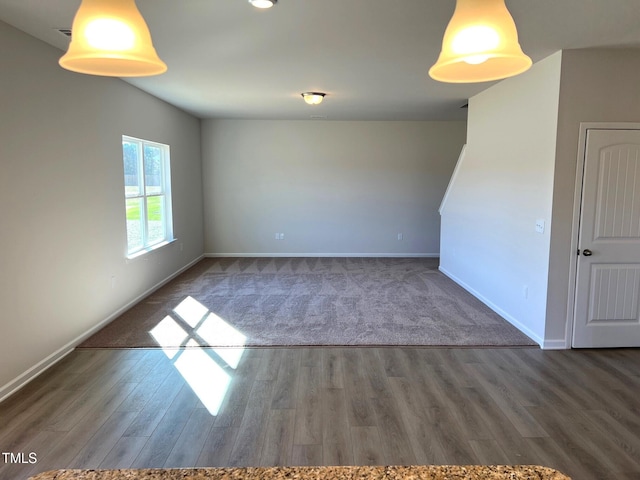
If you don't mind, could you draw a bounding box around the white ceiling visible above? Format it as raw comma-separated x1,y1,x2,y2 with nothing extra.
1,0,639,120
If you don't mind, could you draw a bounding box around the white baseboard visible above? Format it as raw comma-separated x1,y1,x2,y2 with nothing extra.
205,252,439,258
0,343,75,404
0,255,204,404
541,339,570,350
438,266,551,349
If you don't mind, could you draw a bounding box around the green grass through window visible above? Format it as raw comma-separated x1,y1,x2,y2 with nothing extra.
126,196,163,221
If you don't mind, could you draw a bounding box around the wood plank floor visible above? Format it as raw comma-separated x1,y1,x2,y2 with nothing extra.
1,347,639,480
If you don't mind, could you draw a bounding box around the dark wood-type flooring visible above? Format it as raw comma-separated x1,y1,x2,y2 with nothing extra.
1,347,639,480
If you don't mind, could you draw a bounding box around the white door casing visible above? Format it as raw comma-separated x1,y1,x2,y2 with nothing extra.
572,128,640,348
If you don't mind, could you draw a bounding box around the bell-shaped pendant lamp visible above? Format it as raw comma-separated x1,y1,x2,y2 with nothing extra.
249,0,277,8
59,0,167,77
429,0,531,83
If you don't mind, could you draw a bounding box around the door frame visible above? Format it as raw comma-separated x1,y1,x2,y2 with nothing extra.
566,122,640,348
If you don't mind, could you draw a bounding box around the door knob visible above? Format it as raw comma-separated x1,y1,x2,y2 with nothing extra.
582,249,593,256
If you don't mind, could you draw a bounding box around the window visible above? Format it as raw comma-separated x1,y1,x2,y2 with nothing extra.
123,136,173,257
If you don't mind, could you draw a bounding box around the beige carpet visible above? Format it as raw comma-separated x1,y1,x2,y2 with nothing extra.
79,257,537,349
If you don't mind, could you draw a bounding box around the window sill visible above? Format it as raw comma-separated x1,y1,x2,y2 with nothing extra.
126,238,177,261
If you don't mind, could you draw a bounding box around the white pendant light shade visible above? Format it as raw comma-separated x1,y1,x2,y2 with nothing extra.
59,0,167,77
249,0,277,8
429,0,531,83
301,92,325,105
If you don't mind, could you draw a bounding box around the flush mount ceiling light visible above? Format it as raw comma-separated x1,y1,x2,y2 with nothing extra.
429,0,532,83
249,0,277,8
301,92,326,105
59,0,167,77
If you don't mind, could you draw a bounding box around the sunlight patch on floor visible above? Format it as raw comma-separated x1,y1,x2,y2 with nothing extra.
149,316,189,359
198,312,246,368
173,295,209,328
174,340,231,416
148,296,247,414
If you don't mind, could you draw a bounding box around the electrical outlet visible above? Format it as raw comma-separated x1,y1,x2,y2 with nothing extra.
397,233,403,241
280,233,285,240
535,219,545,234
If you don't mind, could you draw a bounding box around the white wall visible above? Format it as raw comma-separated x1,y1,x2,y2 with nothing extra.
202,120,466,256
0,21,204,398
546,48,640,343
439,52,563,346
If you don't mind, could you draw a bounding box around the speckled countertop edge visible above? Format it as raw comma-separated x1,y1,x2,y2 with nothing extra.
27,465,572,480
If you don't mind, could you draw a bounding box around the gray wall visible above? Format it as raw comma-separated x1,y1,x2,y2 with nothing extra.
440,47,640,348
546,48,640,343
439,52,562,347
0,21,204,398
202,120,466,256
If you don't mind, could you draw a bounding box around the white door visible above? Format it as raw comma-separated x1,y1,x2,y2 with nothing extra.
573,128,640,348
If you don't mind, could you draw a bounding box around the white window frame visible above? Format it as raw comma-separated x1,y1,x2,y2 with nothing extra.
123,135,174,258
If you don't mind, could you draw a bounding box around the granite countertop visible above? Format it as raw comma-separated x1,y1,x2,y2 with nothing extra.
28,465,571,480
